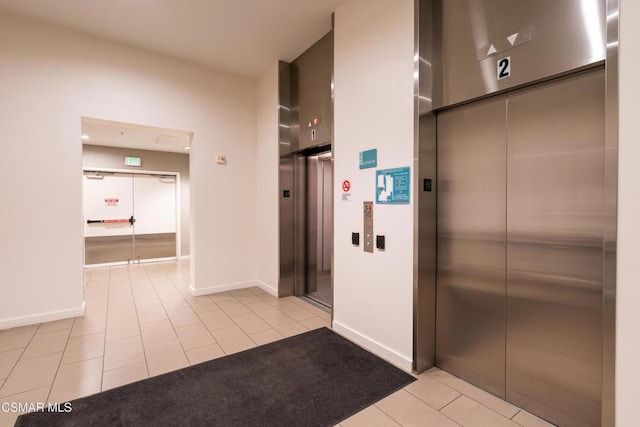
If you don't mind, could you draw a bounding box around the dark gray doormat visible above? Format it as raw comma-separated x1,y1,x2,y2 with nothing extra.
16,327,415,427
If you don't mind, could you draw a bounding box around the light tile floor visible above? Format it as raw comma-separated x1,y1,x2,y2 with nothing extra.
0,261,553,427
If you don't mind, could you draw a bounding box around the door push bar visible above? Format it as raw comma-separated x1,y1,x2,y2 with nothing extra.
87,216,136,225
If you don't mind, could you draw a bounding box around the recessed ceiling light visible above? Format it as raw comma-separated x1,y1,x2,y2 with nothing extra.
81,135,89,140
183,146,191,150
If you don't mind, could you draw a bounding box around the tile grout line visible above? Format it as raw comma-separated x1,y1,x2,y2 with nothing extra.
147,262,211,365
82,269,89,292
372,391,464,427
97,266,112,393
6,260,537,427
426,372,520,422
134,264,155,378
82,266,131,376
102,266,148,379
44,316,81,402
158,262,268,354
159,262,313,353
0,263,314,399
150,263,226,359
402,383,460,412
362,404,403,427
438,393,463,412
0,323,45,399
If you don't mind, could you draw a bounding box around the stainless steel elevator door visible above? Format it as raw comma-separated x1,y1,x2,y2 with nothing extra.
436,96,507,398
304,152,333,307
506,70,604,427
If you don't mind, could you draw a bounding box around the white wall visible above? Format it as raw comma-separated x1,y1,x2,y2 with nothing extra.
255,62,280,294
332,0,415,370
616,1,640,424
0,13,257,327
82,145,191,257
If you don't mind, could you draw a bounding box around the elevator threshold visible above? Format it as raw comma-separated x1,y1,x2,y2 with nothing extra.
298,295,331,313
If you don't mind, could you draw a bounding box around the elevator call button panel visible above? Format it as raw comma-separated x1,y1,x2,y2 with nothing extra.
363,201,373,253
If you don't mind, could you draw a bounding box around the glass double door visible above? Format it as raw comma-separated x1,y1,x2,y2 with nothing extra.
83,172,177,266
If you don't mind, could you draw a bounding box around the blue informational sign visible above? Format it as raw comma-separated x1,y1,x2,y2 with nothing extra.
376,167,411,204
359,149,377,169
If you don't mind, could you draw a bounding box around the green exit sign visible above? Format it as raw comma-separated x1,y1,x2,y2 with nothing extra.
125,157,142,167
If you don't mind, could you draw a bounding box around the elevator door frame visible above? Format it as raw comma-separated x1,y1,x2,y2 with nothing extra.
293,146,333,310
82,167,182,267
414,1,618,425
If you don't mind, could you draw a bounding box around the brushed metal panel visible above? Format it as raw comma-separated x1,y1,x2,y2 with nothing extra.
134,233,176,260
279,157,295,298
414,0,438,373
279,61,295,298
415,113,437,373
279,61,292,159
506,70,604,426
602,1,618,425
85,235,134,265
291,32,333,152
439,0,606,108
436,96,507,398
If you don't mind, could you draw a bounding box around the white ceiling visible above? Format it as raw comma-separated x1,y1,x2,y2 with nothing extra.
82,117,193,154
0,0,343,77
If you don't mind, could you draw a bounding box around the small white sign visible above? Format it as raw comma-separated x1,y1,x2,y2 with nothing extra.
342,194,352,202
497,56,511,80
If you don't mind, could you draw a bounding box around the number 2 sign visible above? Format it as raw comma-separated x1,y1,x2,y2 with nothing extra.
497,56,511,80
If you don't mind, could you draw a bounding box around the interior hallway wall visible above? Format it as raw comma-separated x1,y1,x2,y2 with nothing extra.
0,12,257,328
255,62,280,294
617,0,640,424
82,145,191,257
332,0,415,370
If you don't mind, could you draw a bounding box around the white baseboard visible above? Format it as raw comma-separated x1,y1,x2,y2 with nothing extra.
0,301,86,330
254,281,278,297
189,280,261,296
190,280,279,297
332,320,413,372
178,255,190,261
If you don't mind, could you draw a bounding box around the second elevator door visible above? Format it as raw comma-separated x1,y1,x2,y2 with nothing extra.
436,69,604,427
304,153,333,307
